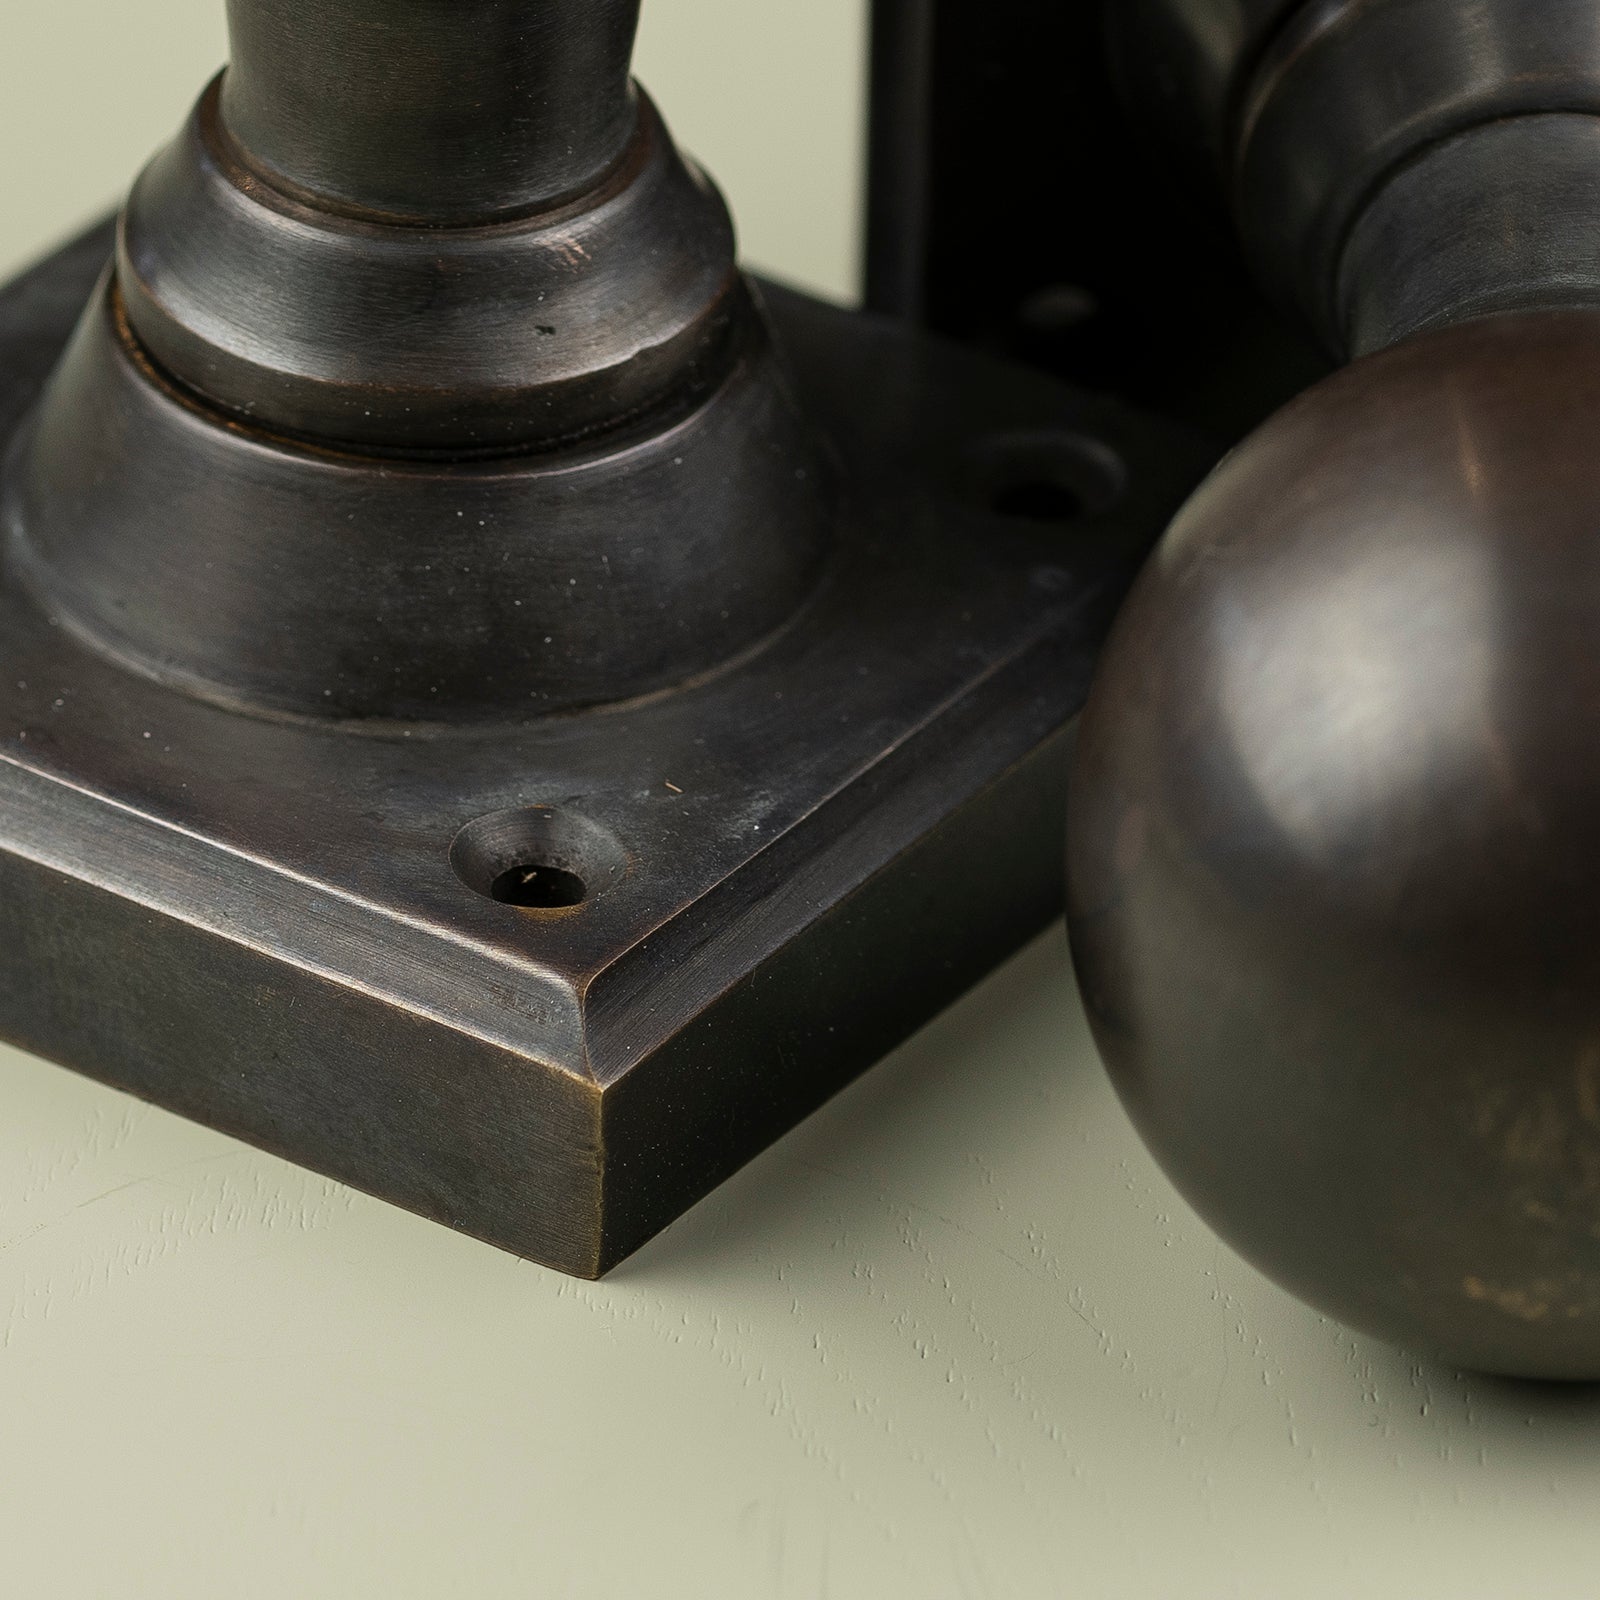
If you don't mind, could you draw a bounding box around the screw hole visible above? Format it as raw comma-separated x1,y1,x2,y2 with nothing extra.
489,862,589,909
968,429,1126,526
451,806,626,913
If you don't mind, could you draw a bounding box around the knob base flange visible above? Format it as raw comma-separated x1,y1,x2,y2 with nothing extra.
0,225,1208,1275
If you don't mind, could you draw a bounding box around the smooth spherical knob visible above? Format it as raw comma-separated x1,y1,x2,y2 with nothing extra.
1066,308,1600,1379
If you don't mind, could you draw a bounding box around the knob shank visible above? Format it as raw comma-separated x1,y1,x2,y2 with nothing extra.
2,0,833,721
221,0,643,223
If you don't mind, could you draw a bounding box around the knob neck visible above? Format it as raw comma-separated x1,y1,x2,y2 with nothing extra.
219,0,643,224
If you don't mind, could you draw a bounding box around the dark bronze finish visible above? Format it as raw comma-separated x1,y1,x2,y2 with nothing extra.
9,271,824,722
1113,0,1600,356
1072,0,1600,1375
1072,311,1600,1378
13,0,827,719
1338,113,1600,356
0,0,1206,1274
116,84,749,454
220,0,642,222
120,6,747,453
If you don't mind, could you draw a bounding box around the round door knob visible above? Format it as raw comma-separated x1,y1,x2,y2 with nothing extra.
1070,308,1600,1379
1072,0,1600,1377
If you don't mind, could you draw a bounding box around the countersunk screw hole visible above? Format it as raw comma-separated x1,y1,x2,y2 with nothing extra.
490,862,588,908
451,805,626,913
967,429,1127,526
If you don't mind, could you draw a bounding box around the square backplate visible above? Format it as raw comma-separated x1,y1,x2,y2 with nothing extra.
0,225,1205,1275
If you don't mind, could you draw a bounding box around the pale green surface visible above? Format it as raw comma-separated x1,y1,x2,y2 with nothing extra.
2,936,1599,1599
4,6,1600,1597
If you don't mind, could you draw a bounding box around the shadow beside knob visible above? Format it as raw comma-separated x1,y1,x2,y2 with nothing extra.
1066,309,1600,1379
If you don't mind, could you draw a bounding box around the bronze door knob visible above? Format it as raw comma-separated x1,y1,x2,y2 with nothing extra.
1073,0,1600,1377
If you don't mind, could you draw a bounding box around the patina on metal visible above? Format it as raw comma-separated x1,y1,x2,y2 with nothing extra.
0,0,1203,1274
1071,0,1600,1376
